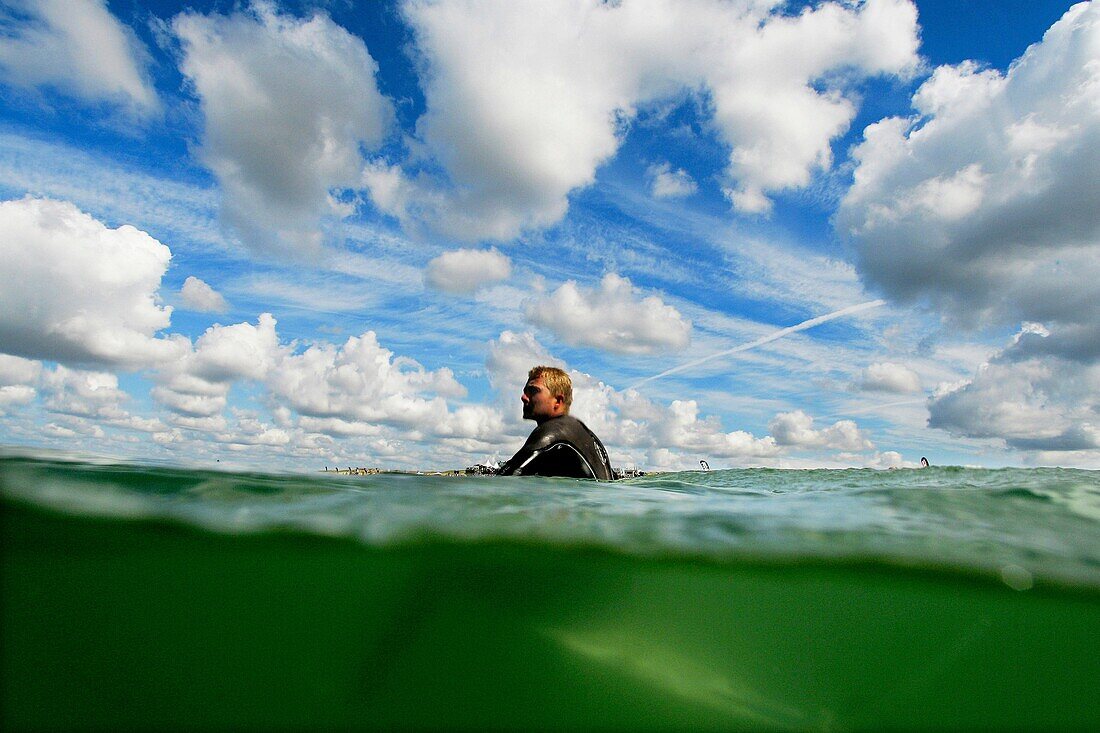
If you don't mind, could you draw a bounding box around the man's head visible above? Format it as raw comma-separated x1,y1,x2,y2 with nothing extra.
521,365,572,424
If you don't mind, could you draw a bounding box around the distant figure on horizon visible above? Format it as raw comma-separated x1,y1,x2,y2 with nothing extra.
497,366,614,480
700,460,710,471
920,457,930,468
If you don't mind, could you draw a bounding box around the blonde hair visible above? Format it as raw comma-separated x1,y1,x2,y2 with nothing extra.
528,365,572,411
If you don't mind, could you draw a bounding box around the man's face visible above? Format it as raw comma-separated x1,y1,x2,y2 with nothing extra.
521,377,561,423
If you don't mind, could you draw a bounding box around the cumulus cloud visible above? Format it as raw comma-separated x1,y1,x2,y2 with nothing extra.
0,197,188,367
366,0,918,239
838,4,1100,457
864,451,905,469
180,276,229,313
0,354,41,386
211,414,291,448
142,312,501,450
929,324,1100,453
858,361,921,393
173,2,393,255
526,273,691,354
267,330,467,431
153,313,284,417
41,365,130,420
656,399,781,460
0,385,37,412
768,410,873,451
0,354,40,412
839,3,1100,341
0,0,157,115
563,374,782,467
425,248,511,294
37,364,164,434
648,162,698,199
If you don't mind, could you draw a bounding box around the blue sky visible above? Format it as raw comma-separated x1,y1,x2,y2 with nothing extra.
1,0,1097,471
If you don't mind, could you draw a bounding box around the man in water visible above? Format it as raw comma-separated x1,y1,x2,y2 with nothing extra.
497,366,614,480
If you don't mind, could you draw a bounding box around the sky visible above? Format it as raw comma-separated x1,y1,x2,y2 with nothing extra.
0,0,1097,472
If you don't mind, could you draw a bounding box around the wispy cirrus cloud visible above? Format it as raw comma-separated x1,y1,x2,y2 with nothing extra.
0,0,158,116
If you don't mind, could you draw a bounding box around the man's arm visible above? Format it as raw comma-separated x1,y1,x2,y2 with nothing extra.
497,424,553,476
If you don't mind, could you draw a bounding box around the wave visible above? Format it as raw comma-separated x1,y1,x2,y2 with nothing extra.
3,454,1099,590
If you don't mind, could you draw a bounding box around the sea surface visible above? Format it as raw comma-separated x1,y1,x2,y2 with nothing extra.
2,453,1099,730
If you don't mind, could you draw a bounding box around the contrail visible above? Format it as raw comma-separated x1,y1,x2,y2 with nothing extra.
825,397,928,419
629,299,886,390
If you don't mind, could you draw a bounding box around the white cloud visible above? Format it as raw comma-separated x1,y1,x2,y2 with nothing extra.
369,0,918,239
139,314,508,453
858,361,921,393
40,365,129,422
180,276,229,313
0,197,188,367
838,4,1100,459
40,373,164,440
0,385,37,412
768,410,873,451
0,354,41,386
929,325,1100,453
864,451,906,469
267,330,467,429
526,273,691,355
648,163,698,199
153,313,284,417
212,415,291,447
186,314,283,383
167,413,229,434
656,399,781,460
296,416,383,438
44,422,89,439
839,3,1100,341
425,248,512,294
0,0,157,115
0,354,41,412
173,2,393,255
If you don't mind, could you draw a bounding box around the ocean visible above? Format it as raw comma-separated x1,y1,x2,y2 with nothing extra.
2,453,1098,731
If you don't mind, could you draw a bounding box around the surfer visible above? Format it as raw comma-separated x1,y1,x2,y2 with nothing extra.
497,366,614,480
920,457,930,468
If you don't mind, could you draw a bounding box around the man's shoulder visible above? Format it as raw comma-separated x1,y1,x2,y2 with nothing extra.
530,413,602,442
536,414,585,432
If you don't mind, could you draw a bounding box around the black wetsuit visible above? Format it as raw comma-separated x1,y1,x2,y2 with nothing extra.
497,415,614,480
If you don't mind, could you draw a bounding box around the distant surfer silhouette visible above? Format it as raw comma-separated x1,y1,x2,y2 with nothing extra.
920,457,930,468
497,366,613,480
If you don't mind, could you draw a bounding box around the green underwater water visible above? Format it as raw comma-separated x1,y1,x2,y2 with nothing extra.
2,454,1099,730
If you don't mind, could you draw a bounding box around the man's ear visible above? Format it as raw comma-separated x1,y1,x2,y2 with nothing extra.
553,393,565,409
